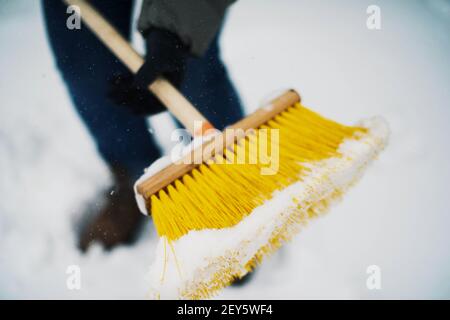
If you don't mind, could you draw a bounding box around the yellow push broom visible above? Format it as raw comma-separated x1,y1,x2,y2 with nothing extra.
66,0,389,299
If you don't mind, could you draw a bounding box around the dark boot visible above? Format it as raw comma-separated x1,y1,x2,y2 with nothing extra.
78,167,145,252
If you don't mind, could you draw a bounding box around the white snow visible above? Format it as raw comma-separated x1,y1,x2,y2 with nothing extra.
0,0,449,299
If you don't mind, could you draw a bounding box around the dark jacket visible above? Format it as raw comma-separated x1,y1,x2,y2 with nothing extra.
138,0,236,56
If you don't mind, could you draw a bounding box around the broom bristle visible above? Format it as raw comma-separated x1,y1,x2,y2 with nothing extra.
144,103,389,299
150,103,366,241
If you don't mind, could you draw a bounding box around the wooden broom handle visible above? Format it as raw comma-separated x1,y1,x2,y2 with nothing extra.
63,0,212,136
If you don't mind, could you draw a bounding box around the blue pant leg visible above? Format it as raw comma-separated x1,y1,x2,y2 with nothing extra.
180,35,244,131
42,0,161,179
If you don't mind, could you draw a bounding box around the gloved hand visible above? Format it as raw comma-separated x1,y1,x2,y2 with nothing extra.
108,27,189,115
108,72,166,115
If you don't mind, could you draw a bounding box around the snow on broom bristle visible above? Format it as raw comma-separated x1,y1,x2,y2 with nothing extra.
150,103,366,242
144,103,388,300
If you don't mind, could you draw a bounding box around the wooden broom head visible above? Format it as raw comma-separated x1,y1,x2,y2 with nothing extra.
136,90,301,201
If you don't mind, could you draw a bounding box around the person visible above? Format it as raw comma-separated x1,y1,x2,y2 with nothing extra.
42,0,243,251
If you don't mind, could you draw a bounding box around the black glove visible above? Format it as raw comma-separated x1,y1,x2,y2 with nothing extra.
108,28,189,115
108,72,166,115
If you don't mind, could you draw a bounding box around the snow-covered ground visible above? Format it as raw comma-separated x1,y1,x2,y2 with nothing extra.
0,0,449,299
